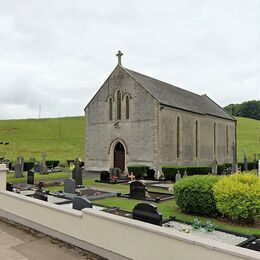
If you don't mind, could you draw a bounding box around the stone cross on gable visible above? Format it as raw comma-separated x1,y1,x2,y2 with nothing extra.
116,50,123,66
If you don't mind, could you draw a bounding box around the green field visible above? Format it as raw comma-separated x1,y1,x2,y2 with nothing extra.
0,116,259,164
0,117,84,164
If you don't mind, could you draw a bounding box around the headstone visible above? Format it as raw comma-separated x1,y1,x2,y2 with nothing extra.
33,190,48,201
183,170,188,178
175,171,181,182
73,197,93,210
15,156,24,178
72,158,83,186
64,178,75,197
111,168,122,179
40,153,48,174
132,203,163,226
146,169,155,180
232,142,238,173
27,170,34,185
211,159,218,175
129,172,135,181
130,181,145,200
243,154,248,172
6,182,13,192
100,171,110,182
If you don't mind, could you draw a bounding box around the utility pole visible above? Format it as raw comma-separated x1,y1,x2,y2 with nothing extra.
39,105,41,119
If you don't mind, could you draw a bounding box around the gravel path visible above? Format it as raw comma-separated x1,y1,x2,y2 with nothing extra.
163,221,248,246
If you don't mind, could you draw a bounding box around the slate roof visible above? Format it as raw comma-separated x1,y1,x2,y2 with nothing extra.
124,67,235,121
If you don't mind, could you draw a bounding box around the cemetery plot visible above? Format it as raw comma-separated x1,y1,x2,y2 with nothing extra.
76,187,118,201
95,170,129,184
118,181,174,202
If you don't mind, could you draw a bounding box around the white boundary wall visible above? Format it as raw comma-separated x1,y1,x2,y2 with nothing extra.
0,191,259,260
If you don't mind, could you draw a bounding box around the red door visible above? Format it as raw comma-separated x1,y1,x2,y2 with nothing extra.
114,142,125,172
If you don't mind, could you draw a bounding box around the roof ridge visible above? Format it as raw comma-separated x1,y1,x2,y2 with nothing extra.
124,67,203,99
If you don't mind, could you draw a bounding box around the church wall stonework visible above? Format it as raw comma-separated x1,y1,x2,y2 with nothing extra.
85,61,236,173
159,106,236,167
85,66,157,172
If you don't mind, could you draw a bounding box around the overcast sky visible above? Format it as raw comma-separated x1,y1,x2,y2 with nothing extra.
0,0,259,119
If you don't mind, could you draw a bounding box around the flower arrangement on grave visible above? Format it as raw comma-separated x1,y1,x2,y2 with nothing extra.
204,220,216,232
192,218,202,230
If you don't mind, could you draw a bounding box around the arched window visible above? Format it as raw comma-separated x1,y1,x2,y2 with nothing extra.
226,125,229,156
177,116,180,158
109,98,113,121
213,123,216,156
126,95,129,119
195,120,199,158
117,90,121,120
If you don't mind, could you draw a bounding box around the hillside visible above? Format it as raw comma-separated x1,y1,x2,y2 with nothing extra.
237,117,260,161
0,117,84,163
0,116,259,164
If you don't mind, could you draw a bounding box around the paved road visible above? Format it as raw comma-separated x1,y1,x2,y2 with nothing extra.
0,217,106,260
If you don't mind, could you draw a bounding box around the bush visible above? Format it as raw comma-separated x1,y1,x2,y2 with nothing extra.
214,173,260,223
46,160,60,168
162,166,211,181
174,175,219,216
127,165,149,179
23,162,35,171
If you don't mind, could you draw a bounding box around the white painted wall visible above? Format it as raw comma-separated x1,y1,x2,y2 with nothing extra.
0,191,258,260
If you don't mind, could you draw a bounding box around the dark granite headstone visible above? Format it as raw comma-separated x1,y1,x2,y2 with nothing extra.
6,183,13,192
64,178,75,194
27,170,34,185
100,171,110,182
146,169,155,180
72,158,83,186
132,203,163,226
73,197,93,210
33,190,48,201
130,181,145,200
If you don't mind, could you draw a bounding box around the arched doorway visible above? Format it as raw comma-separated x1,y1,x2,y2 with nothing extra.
114,142,125,172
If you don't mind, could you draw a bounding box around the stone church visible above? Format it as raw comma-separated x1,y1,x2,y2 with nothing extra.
84,51,236,173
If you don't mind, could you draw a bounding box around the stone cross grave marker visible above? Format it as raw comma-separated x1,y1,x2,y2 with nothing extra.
175,171,181,182
40,153,48,174
72,158,83,186
15,156,24,178
211,159,218,175
132,203,163,226
73,197,93,211
130,181,145,200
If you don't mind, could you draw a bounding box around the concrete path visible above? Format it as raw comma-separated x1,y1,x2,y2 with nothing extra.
0,217,106,260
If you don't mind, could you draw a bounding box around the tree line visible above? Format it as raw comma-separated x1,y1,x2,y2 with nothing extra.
224,100,260,120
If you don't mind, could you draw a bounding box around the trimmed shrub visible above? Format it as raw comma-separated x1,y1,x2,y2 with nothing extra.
46,160,60,168
174,175,219,216
162,166,211,181
214,173,260,223
23,162,35,171
127,165,149,179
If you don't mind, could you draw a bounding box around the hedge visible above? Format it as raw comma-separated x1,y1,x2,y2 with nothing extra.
46,160,60,168
162,166,211,181
127,165,150,179
23,162,35,171
214,173,260,223
174,175,220,216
